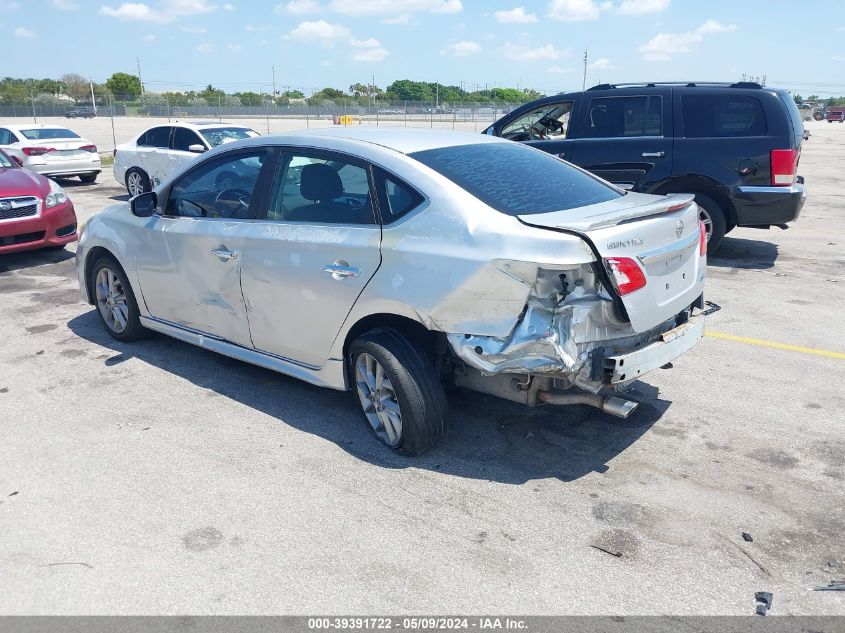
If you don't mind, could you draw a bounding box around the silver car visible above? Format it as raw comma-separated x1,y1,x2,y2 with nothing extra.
76,128,707,455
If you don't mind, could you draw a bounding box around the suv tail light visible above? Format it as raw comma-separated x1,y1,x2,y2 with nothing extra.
770,149,799,186
699,221,707,256
22,147,53,156
80,144,97,153
604,257,647,296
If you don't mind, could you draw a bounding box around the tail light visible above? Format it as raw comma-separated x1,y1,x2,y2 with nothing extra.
770,149,799,186
22,147,53,156
699,220,707,256
80,144,97,153
604,257,647,296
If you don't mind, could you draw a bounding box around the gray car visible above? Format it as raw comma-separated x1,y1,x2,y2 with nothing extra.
76,128,707,455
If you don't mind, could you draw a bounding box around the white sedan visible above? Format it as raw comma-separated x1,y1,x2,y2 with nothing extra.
113,121,258,196
77,128,707,455
0,123,101,183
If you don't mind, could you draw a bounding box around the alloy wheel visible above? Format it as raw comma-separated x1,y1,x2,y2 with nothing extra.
354,352,403,448
95,267,129,334
127,172,144,197
698,206,713,241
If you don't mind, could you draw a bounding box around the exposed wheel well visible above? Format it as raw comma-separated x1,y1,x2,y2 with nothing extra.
83,246,120,304
651,176,737,230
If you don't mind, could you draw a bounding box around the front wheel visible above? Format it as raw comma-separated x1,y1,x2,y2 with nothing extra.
91,256,146,341
349,329,447,456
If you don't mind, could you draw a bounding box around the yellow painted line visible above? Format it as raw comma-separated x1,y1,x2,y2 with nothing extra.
705,331,845,361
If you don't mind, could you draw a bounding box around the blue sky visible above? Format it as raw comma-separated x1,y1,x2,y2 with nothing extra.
2,0,844,97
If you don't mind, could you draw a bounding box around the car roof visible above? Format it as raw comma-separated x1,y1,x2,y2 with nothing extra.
259,126,508,155
172,120,249,129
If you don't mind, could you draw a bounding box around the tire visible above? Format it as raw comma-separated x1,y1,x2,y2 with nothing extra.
125,168,150,197
349,329,447,456
79,172,97,184
693,193,727,255
90,255,146,342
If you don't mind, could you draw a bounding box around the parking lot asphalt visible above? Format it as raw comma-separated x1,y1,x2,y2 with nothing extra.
0,120,843,615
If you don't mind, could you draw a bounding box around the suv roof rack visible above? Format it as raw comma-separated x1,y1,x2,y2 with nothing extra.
587,81,764,90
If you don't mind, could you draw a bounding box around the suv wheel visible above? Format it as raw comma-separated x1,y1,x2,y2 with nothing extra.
91,256,146,341
349,329,447,456
126,168,150,197
694,193,727,254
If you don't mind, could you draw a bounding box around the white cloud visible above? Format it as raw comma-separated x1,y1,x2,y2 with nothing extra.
589,57,614,69
547,0,604,21
196,42,214,52
381,13,414,23
494,6,537,23
226,42,242,51
328,0,461,15
441,40,481,56
503,42,565,61
142,33,156,40
616,0,668,14
350,36,380,47
547,65,573,73
223,2,233,9
52,0,80,9
99,0,217,23
638,20,736,61
14,25,34,37
180,25,206,32
285,19,350,43
352,46,389,61
277,0,322,14
0,1,20,9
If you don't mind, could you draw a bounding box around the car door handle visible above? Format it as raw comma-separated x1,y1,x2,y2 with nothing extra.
642,151,665,158
322,264,361,279
210,248,238,260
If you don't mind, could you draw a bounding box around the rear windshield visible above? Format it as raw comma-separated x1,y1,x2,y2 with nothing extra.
409,142,620,216
682,95,767,137
20,128,80,140
200,127,258,147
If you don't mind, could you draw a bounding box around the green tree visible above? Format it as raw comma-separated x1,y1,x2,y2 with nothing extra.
238,91,263,106
105,72,142,99
60,73,89,102
198,83,226,103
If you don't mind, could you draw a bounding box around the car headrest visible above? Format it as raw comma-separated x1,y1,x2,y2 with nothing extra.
300,163,343,201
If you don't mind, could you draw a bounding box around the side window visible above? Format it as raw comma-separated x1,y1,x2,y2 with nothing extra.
165,150,267,219
265,153,376,225
585,96,662,138
682,95,767,137
171,127,204,152
0,128,12,145
375,169,424,223
138,126,171,148
501,101,573,141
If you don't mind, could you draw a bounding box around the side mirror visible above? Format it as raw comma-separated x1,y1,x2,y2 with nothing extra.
188,144,206,154
131,191,157,217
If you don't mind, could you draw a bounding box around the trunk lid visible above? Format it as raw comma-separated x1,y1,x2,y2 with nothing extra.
518,192,706,332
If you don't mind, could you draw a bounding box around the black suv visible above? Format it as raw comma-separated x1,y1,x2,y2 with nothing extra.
64,107,96,119
486,82,806,252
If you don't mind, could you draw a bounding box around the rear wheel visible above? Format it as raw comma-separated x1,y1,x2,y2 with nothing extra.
79,173,97,184
693,193,727,255
349,329,447,456
126,168,150,197
91,256,146,341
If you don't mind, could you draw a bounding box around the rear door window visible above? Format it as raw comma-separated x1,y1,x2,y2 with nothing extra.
0,128,18,145
584,96,662,138
682,95,767,137
138,126,172,148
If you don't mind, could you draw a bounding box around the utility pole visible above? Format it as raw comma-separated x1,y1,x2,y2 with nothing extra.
89,77,97,114
136,57,145,96
582,50,588,91
30,90,37,123
436,82,439,109
272,65,276,97
372,73,376,109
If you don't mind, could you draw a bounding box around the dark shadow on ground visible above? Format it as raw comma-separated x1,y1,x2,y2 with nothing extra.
708,235,779,270
68,310,669,484
0,247,74,274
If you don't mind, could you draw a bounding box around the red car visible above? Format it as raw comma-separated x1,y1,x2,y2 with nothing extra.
826,108,845,123
0,149,78,254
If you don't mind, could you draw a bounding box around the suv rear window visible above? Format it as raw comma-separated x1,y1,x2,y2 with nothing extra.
410,142,620,216
682,95,767,137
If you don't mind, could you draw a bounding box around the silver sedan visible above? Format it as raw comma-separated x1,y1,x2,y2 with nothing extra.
76,128,707,455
